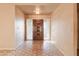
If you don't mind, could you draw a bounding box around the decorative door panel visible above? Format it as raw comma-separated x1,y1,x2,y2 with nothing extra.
33,19,43,40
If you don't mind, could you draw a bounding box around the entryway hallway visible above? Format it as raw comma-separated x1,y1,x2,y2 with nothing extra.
0,3,77,56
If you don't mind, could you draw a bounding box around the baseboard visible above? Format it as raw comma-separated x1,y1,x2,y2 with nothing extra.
16,41,24,49
0,42,24,50
55,45,64,56
0,48,16,50
57,47,64,56
50,42,64,56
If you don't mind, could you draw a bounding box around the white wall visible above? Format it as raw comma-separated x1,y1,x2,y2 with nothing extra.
15,7,25,48
51,4,76,55
26,19,33,40
0,4,15,50
44,19,50,40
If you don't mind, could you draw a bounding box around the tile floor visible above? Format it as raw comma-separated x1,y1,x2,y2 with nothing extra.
0,41,63,56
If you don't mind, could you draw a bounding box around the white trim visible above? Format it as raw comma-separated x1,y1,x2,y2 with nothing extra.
50,41,64,55
0,48,16,50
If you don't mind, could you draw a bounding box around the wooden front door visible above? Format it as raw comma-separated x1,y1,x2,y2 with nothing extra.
33,19,43,40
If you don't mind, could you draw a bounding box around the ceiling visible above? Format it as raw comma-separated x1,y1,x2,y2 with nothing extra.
16,3,60,15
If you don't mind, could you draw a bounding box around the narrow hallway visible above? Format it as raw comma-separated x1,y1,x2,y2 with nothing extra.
0,3,77,56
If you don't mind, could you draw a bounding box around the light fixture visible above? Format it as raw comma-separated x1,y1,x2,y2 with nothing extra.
36,10,40,14
33,6,40,14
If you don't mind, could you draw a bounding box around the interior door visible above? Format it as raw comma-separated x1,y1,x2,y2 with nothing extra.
33,19,43,40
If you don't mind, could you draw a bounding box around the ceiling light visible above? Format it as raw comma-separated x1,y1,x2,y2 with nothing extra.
36,7,40,14
36,10,40,14
33,7,40,14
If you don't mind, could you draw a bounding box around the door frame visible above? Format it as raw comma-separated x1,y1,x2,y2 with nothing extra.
74,3,77,56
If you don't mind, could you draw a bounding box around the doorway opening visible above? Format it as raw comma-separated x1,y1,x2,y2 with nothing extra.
26,18,50,41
